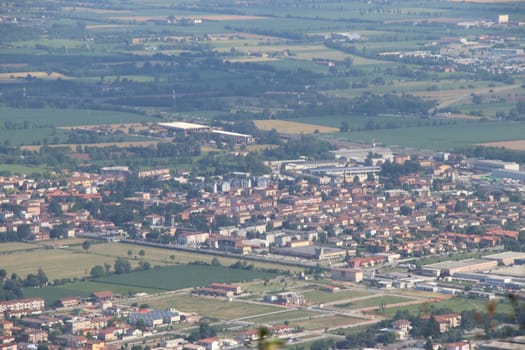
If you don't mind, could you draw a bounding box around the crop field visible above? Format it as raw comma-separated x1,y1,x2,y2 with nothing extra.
23,281,163,306
0,72,70,81
254,120,339,134
335,121,525,150
303,289,372,304
137,293,283,320
92,264,276,291
479,140,525,151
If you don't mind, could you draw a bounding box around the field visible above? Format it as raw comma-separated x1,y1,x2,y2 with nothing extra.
333,295,417,310
254,120,339,134
242,309,318,324
0,240,297,280
136,293,283,320
382,296,515,317
92,264,276,291
23,281,163,306
289,315,365,331
303,289,372,304
479,140,525,151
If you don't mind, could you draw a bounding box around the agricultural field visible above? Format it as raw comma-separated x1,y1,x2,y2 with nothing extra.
23,281,163,306
254,120,339,134
479,140,525,151
92,264,276,291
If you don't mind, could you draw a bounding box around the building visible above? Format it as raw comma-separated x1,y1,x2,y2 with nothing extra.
483,251,525,266
211,130,254,145
471,159,519,172
420,259,498,277
158,122,212,135
491,169,525,182
331,268,363,282
498,15,509,24
0,298,45,316
129,309,180,327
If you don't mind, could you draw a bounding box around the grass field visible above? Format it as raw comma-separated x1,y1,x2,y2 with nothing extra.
303,289,372,304
23,281,163,306
0,241,296,281
289,315,365,331
336,121,525,150
242,309,317,324
254,120,339,134
92,264,276,291
139,293,282,320
382,296,514,317
333,295,415,310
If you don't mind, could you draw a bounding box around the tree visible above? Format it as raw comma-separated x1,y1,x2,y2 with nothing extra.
399,205,413,216
82,240,91,251
253,326,285,350
340,121,349,132
139,249,145,257
37,268,48,286
114,257,132,274
90,265,105,278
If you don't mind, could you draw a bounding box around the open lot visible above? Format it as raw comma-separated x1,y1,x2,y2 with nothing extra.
303,289,372,304
242,309,318,324
333,295,417,310
137,293,283,320
290,315,366,331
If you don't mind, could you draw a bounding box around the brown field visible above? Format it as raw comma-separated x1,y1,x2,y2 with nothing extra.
62,7,129,14
86,24,134,30
450,0,522,2
254,120,339,134
20,141,160,152
59,123,147,132
384,17,463,24
478,140,525,150
199,15,266,21
0,72,68,81
0,63,29,69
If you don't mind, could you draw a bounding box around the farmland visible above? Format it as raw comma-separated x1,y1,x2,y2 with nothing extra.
92,264,276,291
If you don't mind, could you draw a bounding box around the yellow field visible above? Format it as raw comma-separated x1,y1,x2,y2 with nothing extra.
254,120,339,134
0,72,68,81
62,7,129,14
478,140,525,151
86,24,134,30
20,141,160,152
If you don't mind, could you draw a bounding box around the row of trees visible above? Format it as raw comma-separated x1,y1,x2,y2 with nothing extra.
90,257,151,278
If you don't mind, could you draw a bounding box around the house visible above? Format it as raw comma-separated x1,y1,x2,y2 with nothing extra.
91,291,113,302
392,319,412,339
58,297,82,308
198,337,221,350
422,314,462,333
444,341,470,350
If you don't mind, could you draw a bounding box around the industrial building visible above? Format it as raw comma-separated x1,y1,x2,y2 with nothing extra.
158,122,212,135
491,169,525,182
211,130,254,145
420,259,498,277
471,159,520,172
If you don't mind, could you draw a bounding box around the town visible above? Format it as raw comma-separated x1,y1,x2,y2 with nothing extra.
0,120,524,350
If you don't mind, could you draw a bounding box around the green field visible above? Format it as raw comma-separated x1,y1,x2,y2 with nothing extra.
289,315,365,331
335,121,525,150
23,281,163,306
383,296,515,317
242,309,318,324
139,293,283,320
333,295,415,310
93,264,276,291
303,289,372,304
